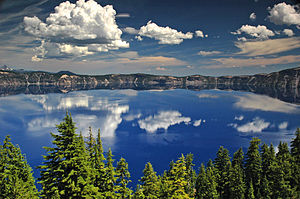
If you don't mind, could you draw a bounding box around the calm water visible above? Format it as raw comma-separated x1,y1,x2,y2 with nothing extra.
0,89,299,187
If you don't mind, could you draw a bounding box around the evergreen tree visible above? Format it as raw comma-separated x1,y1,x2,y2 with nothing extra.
195,163,218,199
103,148,118,198
244,137,262,198
291,128,300,196
246,180,255,199
214,146,231,198
228,163,246,199
185,153,196,197
232,147,244,169
140,162,160,198
133,185,145,199
0,136,38,199
116,157,132,198
161,155,191,198
260,174,271,199
38,113,98,198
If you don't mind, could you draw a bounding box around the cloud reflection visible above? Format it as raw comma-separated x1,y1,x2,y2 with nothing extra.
234,93,299,113
138,111,191,133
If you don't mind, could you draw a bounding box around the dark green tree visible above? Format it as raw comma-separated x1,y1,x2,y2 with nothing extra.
195,163,218,199
185,153,197,197
214,146,231,198
0,136,38,199
116,157,132,198
103,148,118,198
291,128,300,196
38,113,98,198
244,137,261,198
140,162,160,198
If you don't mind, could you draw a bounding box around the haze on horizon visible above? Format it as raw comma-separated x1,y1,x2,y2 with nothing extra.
0,0,300,76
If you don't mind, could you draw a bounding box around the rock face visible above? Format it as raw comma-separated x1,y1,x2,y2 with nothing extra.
0,67,300,103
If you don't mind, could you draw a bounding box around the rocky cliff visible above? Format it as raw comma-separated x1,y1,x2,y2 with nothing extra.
0,67,300,103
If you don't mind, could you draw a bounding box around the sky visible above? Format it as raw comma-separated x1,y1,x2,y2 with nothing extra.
0,0,300,76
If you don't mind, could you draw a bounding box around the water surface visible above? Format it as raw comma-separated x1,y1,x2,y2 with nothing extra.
0,89,299,186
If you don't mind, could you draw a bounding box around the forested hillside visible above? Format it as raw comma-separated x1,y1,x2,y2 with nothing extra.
0,113,299,198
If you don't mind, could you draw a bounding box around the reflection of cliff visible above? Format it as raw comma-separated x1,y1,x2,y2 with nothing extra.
0,67,300,104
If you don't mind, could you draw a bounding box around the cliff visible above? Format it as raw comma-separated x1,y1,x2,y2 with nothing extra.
0,67,300,103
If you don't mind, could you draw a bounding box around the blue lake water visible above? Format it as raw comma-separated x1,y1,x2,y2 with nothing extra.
0,89,299,187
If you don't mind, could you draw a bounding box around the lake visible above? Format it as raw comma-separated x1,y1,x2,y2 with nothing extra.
0,88,299,187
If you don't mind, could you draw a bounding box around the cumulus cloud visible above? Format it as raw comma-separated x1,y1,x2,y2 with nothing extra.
28,117,59,134
124,113,142,121
195,30,208,38
249,13,256,21
198,50,222,56
116,13,130,18
235,37,300,56
282,29,294,36
135,35,143,41
138,110,191,133
268,2,300,26
230,117,270,133
138,21,193,44
123,27,139,34
234,93,299,113
232,25,275,40
24,0,129,60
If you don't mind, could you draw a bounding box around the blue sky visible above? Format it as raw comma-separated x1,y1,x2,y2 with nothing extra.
0,0,299,76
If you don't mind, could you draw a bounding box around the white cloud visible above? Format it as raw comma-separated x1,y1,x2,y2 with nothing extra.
28,117,59,134
234,93,299,113
135,35,143,41
231,117,270,133
282,29,294,37
250,13,256,21
138,21,193,44
23,0,129,60
268,2,300,26
195,30,207,38
116,13,130,18
138,110,191,133
193,119,202,127
235,37,300,56
198,50,222,56
123,27,139,34
232,25,275,40
278,121,288,130
234,115,244,121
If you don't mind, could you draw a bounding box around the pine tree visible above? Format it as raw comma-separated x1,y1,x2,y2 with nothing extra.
214,146,231,198
185,153,196,197
0,136,39,199
103,148,118,198
116,157,132,198
229,149,246,199
260,174,271,199
244,137,262,198
246,180,255,199
140,162,160,198
86,128,106,195
195,164,218,199
291,128,300,196
161,154,191,199
38,113,98,198
133,185,145,199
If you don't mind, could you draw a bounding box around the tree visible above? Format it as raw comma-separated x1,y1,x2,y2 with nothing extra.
185,153,196,197
244,137,262,198
140,162,159,198
214,146,231,198
38,113,98,198
0,136,39,199
195,164,218,199
291,128,300,195
161,154,192,199
103,148,118,198
116,157,132,198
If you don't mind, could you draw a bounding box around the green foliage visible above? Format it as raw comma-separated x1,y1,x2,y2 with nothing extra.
116,157,132,198
214,146,231,198
195,164,218,199
140,162,160,198
245,137,262,198
0,136,39,199
38,113,98,198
